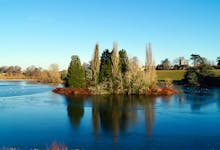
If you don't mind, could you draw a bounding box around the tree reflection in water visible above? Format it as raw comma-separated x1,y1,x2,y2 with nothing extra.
65,95,156,140
92,95,139,142
141,96,156,137
66,96,85,129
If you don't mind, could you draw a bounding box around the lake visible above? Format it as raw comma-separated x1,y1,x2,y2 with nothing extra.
0,81,220,149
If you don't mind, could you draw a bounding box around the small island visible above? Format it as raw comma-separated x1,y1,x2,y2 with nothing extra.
53,43,177,96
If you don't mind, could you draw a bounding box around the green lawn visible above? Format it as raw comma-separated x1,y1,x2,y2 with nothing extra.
212,70,220,77
156,70,186,81
157,69,220,81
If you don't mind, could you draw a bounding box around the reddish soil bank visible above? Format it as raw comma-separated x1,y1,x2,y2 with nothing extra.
145,87,178,96
52,88,91,96
53,87,177,96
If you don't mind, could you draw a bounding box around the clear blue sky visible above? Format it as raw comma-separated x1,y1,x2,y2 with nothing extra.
0,0,219,70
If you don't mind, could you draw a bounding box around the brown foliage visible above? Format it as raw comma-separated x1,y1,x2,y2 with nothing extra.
144,87,177,96
48,142,68,150
38,64,62,84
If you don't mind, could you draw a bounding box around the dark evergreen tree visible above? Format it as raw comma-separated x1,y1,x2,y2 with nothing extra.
184,67,199,86
119,49,129,76
190,54,204,67
99,49,112,82
217,57,220,66
66,55,86,88
184,55,214,86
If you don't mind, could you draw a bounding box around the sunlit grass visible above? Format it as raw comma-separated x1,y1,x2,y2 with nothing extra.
212,69,220,77
156,70,186,81
157,69,220,81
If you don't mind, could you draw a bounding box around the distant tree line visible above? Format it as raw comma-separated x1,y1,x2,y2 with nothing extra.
0,66,22,75
65,42,157,95
156,56,220,70
156,57,188,70
0,64,62,84
183,54,220,86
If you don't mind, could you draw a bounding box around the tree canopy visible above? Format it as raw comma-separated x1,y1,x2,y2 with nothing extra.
99,49,112,82
184,54,214,86
161,58,171,70
217,57,220,66
91,43,100,85
66,55,86,88
190,54,204,67
119,49,129,76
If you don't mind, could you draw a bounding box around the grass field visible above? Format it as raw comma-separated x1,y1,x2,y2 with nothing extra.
156,70,186,81
212,69,220,77
157,69,220,81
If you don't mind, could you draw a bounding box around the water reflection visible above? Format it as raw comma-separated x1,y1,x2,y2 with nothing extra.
175,86,220,111
143,97,155,137
66,96,85,129
183,90,220,111
65,87,220,146
2,81,220,148
66,95,156,138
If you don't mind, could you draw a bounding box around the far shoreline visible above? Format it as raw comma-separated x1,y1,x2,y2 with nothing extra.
0,79,37,81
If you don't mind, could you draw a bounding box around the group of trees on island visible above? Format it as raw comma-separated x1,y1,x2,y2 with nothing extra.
65,43,157,95
64,43,220,91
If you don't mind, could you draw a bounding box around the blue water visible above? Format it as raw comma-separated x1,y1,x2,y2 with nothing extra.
0,81,220,149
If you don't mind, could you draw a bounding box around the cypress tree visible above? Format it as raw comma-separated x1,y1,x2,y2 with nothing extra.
111,42,119,78
91,43,100,85
111,42,123,93
66,55,86,88
145,43,157,88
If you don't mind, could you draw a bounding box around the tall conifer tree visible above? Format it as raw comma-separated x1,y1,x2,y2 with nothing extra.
66,55,86,88
91,43,100,85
